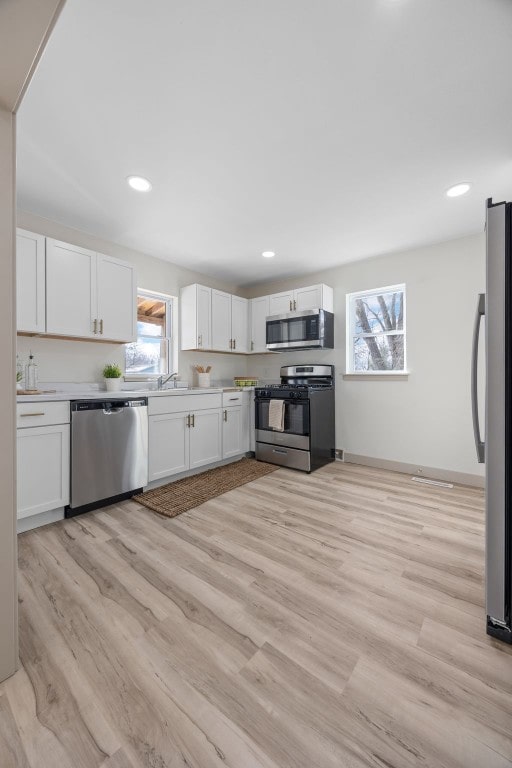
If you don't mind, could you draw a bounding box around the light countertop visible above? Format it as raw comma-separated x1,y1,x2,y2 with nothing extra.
16,386,254,403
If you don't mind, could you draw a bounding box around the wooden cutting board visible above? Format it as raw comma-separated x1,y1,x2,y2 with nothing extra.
17,389,57,395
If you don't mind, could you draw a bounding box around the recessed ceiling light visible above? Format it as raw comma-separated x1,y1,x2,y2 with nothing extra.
262,251,275,258
127,175,152,192
446,182,471,198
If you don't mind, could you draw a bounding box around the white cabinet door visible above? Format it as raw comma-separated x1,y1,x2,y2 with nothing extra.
223,406,243,458
148,413,189,481
17,424,70,519
294,284,333,312
249,295,269,353
197,284,212,349
97,253,136,342
189,408,222,469
294,285,323,312
231,295,249,353
46,239,97,338
211,289,232,351
268,291,294,316
16,229,46,333
181,284,211,350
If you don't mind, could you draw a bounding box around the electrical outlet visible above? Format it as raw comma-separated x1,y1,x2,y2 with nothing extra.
335,449,344,460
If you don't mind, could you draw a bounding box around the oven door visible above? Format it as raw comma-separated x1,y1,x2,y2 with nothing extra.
255,398,310,449
266,310,321,350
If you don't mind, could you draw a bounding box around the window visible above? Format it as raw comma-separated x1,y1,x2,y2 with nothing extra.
346,284,406,373
125,291,173,376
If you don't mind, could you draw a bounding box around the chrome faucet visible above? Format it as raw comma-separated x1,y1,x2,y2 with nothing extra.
157,372,179,390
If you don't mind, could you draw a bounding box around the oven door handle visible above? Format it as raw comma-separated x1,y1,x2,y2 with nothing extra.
272,448,288,454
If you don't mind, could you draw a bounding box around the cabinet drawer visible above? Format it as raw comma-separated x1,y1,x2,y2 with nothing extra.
17,401,70,428
222,391,243,407
149,393,222,416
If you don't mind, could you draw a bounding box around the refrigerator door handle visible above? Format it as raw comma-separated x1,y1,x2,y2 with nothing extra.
471,293,486,463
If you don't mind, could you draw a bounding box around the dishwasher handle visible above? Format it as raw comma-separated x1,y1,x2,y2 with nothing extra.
71,398,148,412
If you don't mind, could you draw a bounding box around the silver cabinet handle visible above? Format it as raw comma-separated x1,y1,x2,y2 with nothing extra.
99,319,104,335
229,397,239,401
224,409,227,422
191,413,195,427
251,340,254,351
273,448,288,454
93,318,98,334
471,293,485,463
234,339,236,350
186,414,190,427
198,334,202,347
294,299,297,310
20,412,45,417
289,300,292,311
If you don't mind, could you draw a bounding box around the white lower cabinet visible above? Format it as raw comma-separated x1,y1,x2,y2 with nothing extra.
190,409,223,468
148,395,223,482
17,423,70,520
242,390,255,452
148,412,189,481
222,406,243,459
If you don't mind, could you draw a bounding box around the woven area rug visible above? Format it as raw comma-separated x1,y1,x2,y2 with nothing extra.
134,457,280,519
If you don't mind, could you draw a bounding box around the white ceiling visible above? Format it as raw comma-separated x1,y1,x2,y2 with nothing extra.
17,0,512,286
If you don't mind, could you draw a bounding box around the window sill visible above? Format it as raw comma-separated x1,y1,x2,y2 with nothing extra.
343,372,410,381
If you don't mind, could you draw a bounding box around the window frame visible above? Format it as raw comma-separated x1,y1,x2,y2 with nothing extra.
124,289,175,380
346,283,407,375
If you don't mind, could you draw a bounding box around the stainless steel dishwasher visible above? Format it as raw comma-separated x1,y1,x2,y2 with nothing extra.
66,398,148,517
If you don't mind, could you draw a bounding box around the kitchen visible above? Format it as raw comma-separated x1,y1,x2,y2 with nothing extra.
1,1,512,767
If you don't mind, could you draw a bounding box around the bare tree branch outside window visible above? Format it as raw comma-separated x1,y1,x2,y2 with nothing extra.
349,286,406,372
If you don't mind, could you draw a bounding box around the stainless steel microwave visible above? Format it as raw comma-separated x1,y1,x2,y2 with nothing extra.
266,309,334,350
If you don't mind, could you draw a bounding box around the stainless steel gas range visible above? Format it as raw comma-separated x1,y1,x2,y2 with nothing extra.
255,364,335,472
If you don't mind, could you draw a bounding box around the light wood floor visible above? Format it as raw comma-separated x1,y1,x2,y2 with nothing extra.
1,462,511,768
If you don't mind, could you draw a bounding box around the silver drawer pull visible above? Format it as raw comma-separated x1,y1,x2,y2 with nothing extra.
273,448,287,454
20,412,46,417
229,397,240,401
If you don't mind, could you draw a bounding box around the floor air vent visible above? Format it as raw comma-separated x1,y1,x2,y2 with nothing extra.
411,476,454,489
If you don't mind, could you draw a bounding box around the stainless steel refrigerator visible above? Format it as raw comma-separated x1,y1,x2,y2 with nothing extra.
472,197,512,643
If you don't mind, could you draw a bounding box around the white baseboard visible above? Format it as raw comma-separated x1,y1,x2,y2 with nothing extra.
17,507,65,534
342,452,485,489
144,453,252,491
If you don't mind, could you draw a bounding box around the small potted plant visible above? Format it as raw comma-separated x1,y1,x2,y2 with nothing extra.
103,363,123,392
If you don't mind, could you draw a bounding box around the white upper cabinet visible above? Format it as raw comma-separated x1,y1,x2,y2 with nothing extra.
294,284,334,312
268,284,333,315
42,238,136,342
181,284,249,353
180,284,212,350
97,253,136,341
268,291,295,316
211,292,248,352
211,289,232,351
46,239,97,338
231,295,249,353
249,295,269,353
16,229,46,333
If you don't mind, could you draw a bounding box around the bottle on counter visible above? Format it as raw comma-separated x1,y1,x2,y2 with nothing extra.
25,352,38,391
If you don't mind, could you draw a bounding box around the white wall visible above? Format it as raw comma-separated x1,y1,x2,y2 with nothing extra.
246,233,486,479
17,211,248,386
